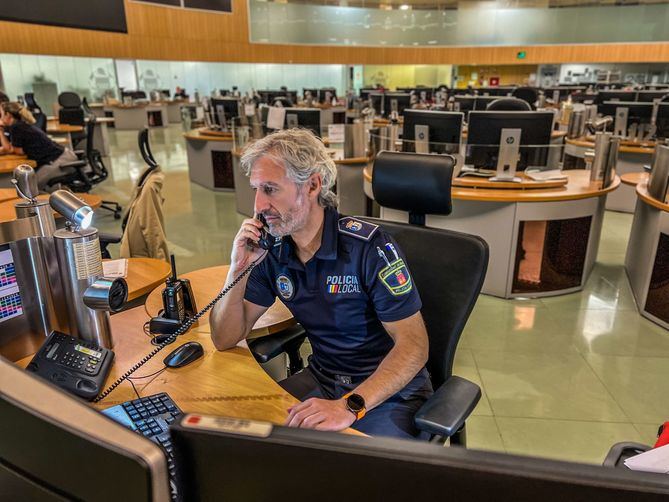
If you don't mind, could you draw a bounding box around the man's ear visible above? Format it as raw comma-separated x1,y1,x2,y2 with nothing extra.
307,173,322,200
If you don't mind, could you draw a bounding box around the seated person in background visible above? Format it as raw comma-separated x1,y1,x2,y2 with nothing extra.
0,102,77,190
174,86,188,99
0,91,8,103
210,129,432,439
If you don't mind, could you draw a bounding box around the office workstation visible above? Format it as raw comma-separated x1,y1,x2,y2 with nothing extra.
4,0,669,500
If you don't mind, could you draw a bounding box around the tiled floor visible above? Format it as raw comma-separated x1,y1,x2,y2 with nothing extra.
94,125,668,464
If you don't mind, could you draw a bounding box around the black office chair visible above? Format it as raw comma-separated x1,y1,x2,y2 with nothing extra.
272,96,294,108
99,128,161,259
46,115,122,219
24,92,47,132
486,97,532,112
512,87,539,110
369,151,488,445
603,442,652,469
81,96,93,115
58,92,87,149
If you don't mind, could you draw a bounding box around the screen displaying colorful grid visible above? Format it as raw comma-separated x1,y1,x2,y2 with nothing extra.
0,247,23,323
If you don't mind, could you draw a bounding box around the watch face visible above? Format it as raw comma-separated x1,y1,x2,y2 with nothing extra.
347,393,365,412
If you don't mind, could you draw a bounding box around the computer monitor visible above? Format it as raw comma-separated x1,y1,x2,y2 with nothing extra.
476,87,515,97
258,90,296,106
595,90,637,104
160,89,170,98
453,96,476,117
210,98,240,127
360,88,377,100
170,415,669,501
655,103,669,139
303,88,318,100
636,90,669,103
319,88,338,104
383,93,411,117
0,356,170,501
397,87,434,102
369,92,384,116
598,101,653,133
284,108,321,136
402,110,463,155
465,111,554,170
474,96,499,110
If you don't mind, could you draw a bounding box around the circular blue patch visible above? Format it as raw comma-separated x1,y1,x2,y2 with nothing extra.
275,274,294,301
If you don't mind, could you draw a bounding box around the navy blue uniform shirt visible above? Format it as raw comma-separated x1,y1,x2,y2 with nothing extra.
244,207,430,396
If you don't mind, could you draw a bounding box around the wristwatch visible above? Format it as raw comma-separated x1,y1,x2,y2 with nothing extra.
343,392,366,421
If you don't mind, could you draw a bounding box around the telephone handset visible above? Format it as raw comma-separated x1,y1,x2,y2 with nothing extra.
255,213,273,251
94,220,270,403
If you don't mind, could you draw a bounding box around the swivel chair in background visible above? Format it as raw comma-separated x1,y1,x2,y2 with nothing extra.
46,115,122,219
24,92,47,132
99,128,167,261
486,97,532,112
512,87,539,110
57,91,87,149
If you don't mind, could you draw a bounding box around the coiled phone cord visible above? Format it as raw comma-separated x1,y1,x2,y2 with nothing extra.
94,253,266,403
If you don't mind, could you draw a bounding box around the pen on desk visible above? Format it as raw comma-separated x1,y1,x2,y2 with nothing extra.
376,247,391,267
385,242,399,260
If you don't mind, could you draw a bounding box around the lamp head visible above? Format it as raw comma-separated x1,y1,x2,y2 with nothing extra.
49,190,94,230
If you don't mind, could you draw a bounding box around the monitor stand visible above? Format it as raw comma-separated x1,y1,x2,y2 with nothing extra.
415,125,430,154
614,107,628,137
490,128,522,183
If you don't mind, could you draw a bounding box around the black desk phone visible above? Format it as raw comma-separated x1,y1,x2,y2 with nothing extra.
27,331,114,401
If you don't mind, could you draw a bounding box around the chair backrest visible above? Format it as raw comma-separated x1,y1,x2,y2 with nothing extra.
58,92,82,109
362,220,489,388
33,112,47,132
368,150,488,386
511,87,539,109
24,93,40,112
81,97,92,115
138,128,159,170
372,151,453,225
486,97,532,111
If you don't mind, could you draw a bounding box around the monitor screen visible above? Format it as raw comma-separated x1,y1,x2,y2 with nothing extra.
466,111,554,170
0,245,23,324
383,93,411,117
402,110,463,155
285,108,321,136
598,101,653,131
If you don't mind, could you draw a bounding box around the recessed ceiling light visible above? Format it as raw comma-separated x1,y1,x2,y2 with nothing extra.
399,4,410,10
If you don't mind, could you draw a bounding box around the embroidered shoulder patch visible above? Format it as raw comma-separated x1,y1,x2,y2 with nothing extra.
338,217,379,241
378,258,413,296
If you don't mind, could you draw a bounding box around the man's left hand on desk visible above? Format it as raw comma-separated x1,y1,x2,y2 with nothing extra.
285,397,356,431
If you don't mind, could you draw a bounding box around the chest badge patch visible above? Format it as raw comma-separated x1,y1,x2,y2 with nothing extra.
379,259,413,296
276,274,294,300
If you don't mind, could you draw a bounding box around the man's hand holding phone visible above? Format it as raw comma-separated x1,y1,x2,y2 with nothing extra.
230,215,270,273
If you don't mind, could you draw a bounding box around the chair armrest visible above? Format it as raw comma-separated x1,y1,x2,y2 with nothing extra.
61,160,88,170
414,375,481,438
603,442,652,468
98,232,122,244
247,325,306,363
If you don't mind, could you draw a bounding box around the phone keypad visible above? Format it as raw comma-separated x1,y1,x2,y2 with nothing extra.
49,333,105,375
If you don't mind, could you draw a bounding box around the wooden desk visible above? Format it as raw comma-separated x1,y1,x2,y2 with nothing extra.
145,265,295,338
119,258,171,302
0,156,36,175
625,182,669,332
621,172,649,187
46,122,84,134
564,136,653,213
0,193,102,223
364,169,619,299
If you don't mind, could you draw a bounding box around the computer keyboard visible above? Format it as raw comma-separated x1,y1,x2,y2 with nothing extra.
102,392,182,500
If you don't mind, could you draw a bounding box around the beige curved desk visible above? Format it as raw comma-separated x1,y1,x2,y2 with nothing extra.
564,136,654,213
625,182,669,331
184,129,235,192
108,103,168,130
364,167,620,299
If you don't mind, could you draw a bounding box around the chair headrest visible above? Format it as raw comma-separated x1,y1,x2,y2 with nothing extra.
58,92,82,108
372,151,453,217
486,97,532,112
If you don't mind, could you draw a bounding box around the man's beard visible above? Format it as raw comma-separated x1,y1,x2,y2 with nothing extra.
264,191,310,237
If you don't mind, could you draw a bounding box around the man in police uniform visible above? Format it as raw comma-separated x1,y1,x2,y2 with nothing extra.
210,129,432,439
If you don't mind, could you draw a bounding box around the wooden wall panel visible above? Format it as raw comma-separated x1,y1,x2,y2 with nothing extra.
1,0,669,64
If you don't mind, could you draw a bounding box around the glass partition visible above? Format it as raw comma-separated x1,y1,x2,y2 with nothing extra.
249,0,669,47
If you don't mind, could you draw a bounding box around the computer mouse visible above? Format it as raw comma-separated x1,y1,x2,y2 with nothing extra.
163,342,204,369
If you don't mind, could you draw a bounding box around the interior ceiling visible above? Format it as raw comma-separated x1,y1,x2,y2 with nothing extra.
264,0,669,10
